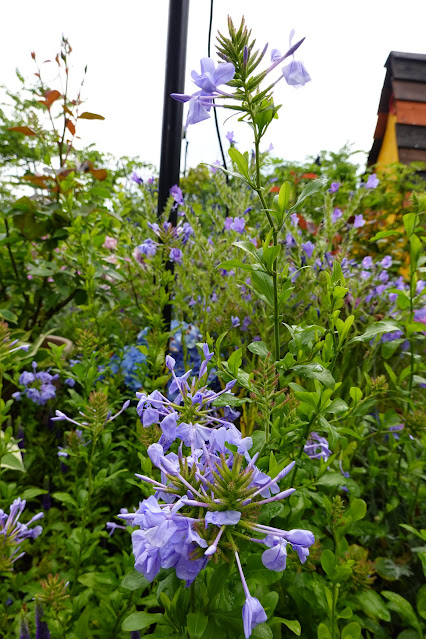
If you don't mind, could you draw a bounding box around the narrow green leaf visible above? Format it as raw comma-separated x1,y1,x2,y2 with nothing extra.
121,611,163,632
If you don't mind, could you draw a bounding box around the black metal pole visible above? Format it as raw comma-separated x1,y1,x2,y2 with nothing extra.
158,0,189,332
157,0,190,224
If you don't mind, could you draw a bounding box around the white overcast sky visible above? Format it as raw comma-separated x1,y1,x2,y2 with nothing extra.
1,0,426,172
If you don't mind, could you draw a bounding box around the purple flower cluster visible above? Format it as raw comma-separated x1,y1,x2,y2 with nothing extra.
171,35,307,127
0,497,43,571
137,212,194,266
171,58,235,126
304,432,331,461
121,353,314,637
225,216,245,234
13,362,58,405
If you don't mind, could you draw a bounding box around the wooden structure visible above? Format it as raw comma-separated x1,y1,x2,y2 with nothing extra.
368,51,426,176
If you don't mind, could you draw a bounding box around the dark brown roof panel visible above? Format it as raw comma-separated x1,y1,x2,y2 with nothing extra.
389,56,426,83
393,79,426,102
396,123,426,150
399,148,426,163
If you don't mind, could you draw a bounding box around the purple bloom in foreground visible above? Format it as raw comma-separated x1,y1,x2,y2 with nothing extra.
362,256,373,269
282,59,311,86
20,614,31,639
329,182,340,193
138,238,157,257
261,535,288,571
235,551,267,638
125,354,314,629
231,316,240,328
365,173,379,189
286,232,296,248
170,185,184,205
381,255,392,269
191,58,235,93
243,597,268,639
171,58,235,126
290,212,299,226
332,207,343,223
414,308,426,325
353,214,365,229
131,172,143,185
226,131,235,144
169,248,183,264
304,432,331,461
35,600,51,639
225,216,245,234
302,240,315,258
205,510,241,527
0,498,43,571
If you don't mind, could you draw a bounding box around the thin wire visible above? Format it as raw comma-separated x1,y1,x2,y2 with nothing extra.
208,0,229,179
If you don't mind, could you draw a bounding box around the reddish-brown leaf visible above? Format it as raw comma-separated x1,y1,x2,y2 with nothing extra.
90,168,108,181
66,119,76,136
78,112,105,120
63,105,74,117
22,174,53,187
9,126,37,136
44,89,61,107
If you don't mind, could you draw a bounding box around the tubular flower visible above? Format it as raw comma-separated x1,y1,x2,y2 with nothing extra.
122,357,314,633
171,57,235,126
0,498,43,571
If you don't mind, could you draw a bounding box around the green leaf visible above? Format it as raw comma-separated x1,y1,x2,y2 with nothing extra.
121,611,163,632
417,584,426,620
278,181,291,212
250,431,266,455
51,492,78,508
0,308,18,323
355,590,391,621
338,608,353,620
382,591,423,635
341,622,361,639
251,270,275,308
252,623,273,638
248,341,270,357
320,549,336,578
345,498,367,522
349,387,363,403
317,472,360,497
269,618,301,636
217,258,253,272
400,524,426,542
370,230,402,241
317,623,332,639
403,212,417,237
120,569,149,591
0,432,25,472
289,176,327,212
20,488,48,500
211,393,249,407
291,363,335,388
375,557,412,581
350,320,401,343
187,612,209,638
228,349,242,376
326,398,349,414
229,147,250,179
245,554,283,585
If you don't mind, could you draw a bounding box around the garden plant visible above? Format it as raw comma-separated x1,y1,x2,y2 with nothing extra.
0,16,425,639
